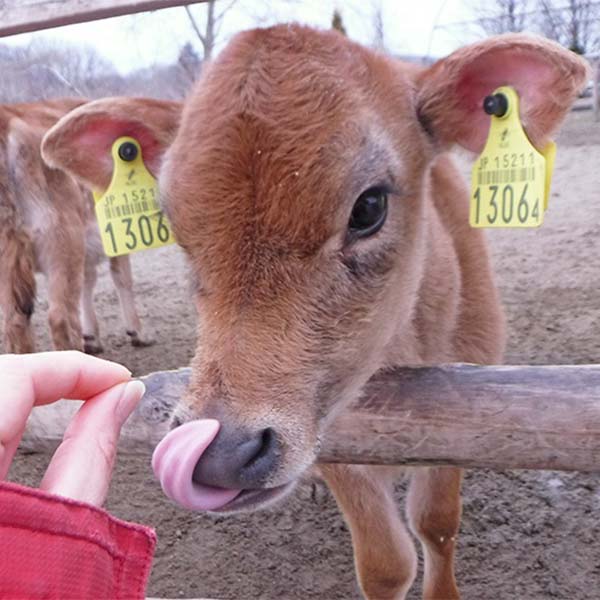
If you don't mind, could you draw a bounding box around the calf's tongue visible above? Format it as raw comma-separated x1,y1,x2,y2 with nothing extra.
152,419,241,511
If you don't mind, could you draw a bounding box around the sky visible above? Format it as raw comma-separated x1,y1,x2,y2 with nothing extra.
2,0,485,75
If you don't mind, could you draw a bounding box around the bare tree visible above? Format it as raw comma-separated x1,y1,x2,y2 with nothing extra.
0,36,202,103
538,0,599,54
178,41,202,82
0,39,121,101
371,0,386,51
26,39,114,93
185,0,239,60
472,0,530,35
331,9,347,36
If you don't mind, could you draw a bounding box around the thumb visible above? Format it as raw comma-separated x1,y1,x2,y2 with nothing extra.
40,380,145,506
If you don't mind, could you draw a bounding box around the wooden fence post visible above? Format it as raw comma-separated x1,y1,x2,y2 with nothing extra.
0,1,209,37
21,364,600,472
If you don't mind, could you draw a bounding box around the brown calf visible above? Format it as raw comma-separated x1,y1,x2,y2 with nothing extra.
0,99,153,354
42,29,587,599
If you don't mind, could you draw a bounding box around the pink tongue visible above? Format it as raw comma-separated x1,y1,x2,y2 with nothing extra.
152,419,241,511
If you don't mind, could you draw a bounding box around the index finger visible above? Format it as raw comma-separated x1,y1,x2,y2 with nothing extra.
3,351,132,407
0,351,131,479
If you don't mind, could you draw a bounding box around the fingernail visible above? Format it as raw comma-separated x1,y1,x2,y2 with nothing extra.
117,380,145,424
118,364,133,377
107,358,133,378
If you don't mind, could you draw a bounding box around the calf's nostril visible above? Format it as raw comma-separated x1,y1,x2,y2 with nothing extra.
243,427,276,469
170,415,184,430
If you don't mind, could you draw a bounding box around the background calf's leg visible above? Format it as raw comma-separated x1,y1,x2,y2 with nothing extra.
320,464,417,600
2,306,35,354
407,467,462,599
0,231,36,353
81,257,103,354
47,269,83,351
109,256,154,347
45,234,84,351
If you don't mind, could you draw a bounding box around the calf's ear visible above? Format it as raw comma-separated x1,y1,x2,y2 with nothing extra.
416,34,589,152
42,97,181,191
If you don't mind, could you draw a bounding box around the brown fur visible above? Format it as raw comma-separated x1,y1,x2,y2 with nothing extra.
42,29,588,599
0,99,83,351
0,99,155,353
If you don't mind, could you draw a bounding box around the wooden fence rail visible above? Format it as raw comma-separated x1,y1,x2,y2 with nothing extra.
21,364,600,472
0,0,208,37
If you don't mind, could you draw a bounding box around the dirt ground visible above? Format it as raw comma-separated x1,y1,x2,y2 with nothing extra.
5,108,600,599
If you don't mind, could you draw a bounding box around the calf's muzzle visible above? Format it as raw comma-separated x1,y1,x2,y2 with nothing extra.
192,425,280,489
152,419,283,512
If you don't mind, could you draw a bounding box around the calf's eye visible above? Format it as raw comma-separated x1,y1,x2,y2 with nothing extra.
348,187,388,238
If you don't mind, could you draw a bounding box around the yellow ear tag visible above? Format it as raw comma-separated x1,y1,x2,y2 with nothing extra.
541,140,556,211
470,86,554,228
92,136,174,257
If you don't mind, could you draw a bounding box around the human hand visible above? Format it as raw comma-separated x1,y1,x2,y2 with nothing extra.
0,351,145,506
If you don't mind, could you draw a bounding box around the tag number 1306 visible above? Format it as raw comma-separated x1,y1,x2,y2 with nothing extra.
104,213,170,254
473,183,539,225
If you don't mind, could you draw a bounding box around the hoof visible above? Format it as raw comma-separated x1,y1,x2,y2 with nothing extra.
127,330,155,348
83,335,104,355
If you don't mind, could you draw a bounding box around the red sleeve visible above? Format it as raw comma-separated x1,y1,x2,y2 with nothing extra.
0,481,156,599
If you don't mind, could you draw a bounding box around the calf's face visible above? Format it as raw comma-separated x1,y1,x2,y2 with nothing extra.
42,26,587,511
159,30,433,504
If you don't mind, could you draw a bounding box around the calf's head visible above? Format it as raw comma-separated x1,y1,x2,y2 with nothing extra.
43,26,587,511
